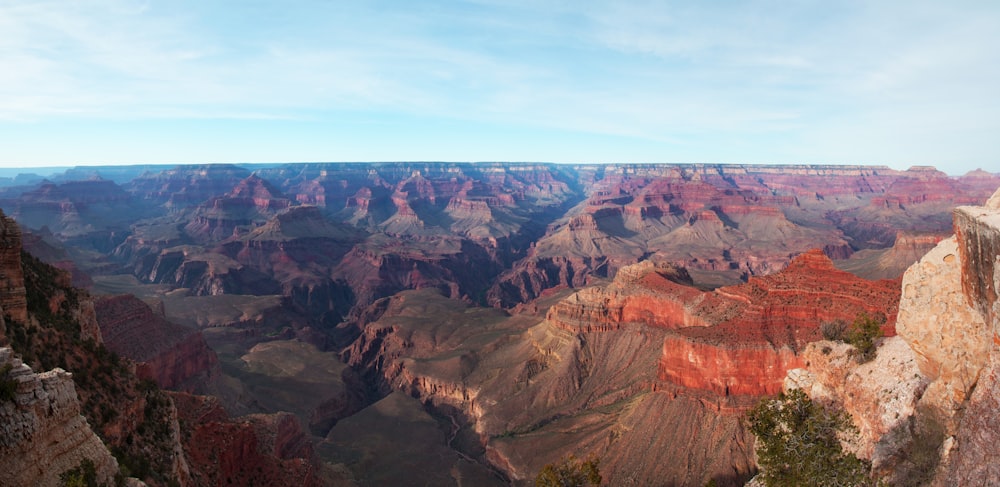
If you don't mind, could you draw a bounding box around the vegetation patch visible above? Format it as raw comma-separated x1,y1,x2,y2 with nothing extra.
748,389,875,487
535,455,602,487
59,459,99,487
820,312,885,363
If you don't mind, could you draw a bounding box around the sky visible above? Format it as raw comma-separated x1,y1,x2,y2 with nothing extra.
0,0,998,174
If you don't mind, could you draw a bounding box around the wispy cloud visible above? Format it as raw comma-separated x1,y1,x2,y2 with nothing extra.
1,0,998,171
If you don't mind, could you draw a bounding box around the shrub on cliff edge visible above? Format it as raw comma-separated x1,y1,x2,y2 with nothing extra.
846,312,884,363
748,389,874,487
535,455,602,487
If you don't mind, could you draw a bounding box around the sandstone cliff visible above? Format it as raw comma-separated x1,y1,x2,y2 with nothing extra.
0,346,120,487
781,187,1000,485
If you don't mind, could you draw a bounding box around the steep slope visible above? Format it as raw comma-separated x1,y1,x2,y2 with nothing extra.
184,174,295,242
779,187,1000,485
94,294,219,392
0,347,121,487
342,248,899,485
0,210,324,487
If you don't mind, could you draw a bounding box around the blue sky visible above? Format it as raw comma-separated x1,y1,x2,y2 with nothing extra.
1,1,998,174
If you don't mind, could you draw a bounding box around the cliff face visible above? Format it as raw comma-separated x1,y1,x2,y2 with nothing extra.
95,294,219,391
781,187,1000,485
0,211,27,323
0,347,119,487
944,190,1000,485
343,249,899,485
655,249,899,397
169,392,321,487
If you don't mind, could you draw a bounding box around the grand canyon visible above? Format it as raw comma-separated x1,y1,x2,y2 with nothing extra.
0,162,998,486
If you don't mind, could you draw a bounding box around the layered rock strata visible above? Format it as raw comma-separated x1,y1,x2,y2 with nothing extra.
781,187,1000,485
169,392,321,487
0,210,27,323
94,294,218,391
0,347,119,487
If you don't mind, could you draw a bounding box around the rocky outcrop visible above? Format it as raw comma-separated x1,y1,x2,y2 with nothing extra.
184,174,294,242
545,260,701,332
654,249,899,396
783,338,926,478
95,294,219,391
0,210,27,323
169,392,321,487
944,189,1000,485
896,237,988,419
0,347,119,487
779,187,1000,485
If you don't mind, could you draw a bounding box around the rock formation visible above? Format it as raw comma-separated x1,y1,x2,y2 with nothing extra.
1,162,997,485
94,294,219,391
342,247,900,485
169,392,321,487
780,187,1000,485
0,210,27,323
184,174,295,242
0,347,120,487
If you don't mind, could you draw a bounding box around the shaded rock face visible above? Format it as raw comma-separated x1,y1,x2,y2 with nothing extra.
0,211,27,323
94,294,219,391
945,188,1000,485
169,392,321,487
0,347,119,487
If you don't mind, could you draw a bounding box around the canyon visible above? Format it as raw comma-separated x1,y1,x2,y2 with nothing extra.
779,187,1000,485
0,162,997,486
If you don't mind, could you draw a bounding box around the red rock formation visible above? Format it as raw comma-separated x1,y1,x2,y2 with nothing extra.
184,174,294,242
169,392,321,487
655,250,899,396
545,249,899,397
94,294,218,391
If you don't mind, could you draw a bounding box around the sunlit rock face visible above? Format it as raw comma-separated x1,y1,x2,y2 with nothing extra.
782,187,1000,485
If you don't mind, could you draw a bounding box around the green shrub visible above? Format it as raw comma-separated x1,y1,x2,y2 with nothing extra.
846,312,884,363
820,319,849,341
60,458,98,487
748,389,874,487
535,455,602,487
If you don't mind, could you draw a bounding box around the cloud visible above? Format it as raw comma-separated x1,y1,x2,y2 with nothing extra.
1,0,998,171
